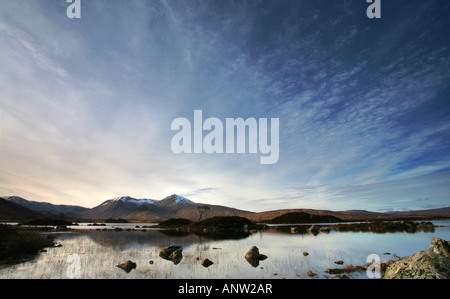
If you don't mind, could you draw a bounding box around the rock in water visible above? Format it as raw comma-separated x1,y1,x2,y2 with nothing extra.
116,260,136,273
319,226,330,233
169,248,183,265
201,258,214,267
159,245,181,259
383,237,450,279
245,246,266,260
245,246,268,267
307,225,319,235
159,245,183,264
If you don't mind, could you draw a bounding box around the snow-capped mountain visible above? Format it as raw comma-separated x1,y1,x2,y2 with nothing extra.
85,194,195,219
85,195,158,219
101,196,158,206
2,194,252,221
97,194,195,208
155,194,194,207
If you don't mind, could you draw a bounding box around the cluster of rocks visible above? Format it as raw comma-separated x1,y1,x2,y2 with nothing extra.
289,222,435,236
116,244,218,273
157,245,216,268
297,237,450,279
113,237,450,279
301,251,366,279
116,245,269,273
307,225,330,235
288,225,330,235
333,221,435,233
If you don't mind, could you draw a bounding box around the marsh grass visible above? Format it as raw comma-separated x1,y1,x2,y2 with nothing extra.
0,234,367,279
0,225,55,267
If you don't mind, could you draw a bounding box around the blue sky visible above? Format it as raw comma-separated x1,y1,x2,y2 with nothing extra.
0,0,449,212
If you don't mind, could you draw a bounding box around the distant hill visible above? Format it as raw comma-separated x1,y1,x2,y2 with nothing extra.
245,207,450,222
4,196,89,218
244,208,379,222
0,198,48,220
267,212,342,224
386,207,450,217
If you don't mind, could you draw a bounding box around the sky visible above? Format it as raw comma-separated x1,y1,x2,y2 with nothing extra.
1,0,449,212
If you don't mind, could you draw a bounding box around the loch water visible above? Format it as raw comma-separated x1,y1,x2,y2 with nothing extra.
1,220,449,279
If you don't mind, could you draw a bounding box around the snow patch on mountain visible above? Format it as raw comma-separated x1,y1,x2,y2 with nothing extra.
173,195,194,205
156,194,195,207
101,196,158,206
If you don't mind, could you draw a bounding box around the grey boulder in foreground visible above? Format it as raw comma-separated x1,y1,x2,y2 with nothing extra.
383,237,450,279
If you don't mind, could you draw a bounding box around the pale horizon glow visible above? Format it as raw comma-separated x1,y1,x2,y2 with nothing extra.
1,0,450,213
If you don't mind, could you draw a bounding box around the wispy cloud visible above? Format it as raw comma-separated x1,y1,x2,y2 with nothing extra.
180,188,218,199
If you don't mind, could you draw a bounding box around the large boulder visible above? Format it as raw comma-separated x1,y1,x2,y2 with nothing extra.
383,237,450,279
159,245,183,264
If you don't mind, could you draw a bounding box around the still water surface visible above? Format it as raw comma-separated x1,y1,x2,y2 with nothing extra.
1,220,449,279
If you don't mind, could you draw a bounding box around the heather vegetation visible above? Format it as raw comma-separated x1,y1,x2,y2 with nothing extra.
20,218,73,226
267,212,342,224
0,225,55,265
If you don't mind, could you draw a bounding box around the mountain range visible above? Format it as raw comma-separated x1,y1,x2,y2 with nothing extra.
1,194,252,221
1,194,450,222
